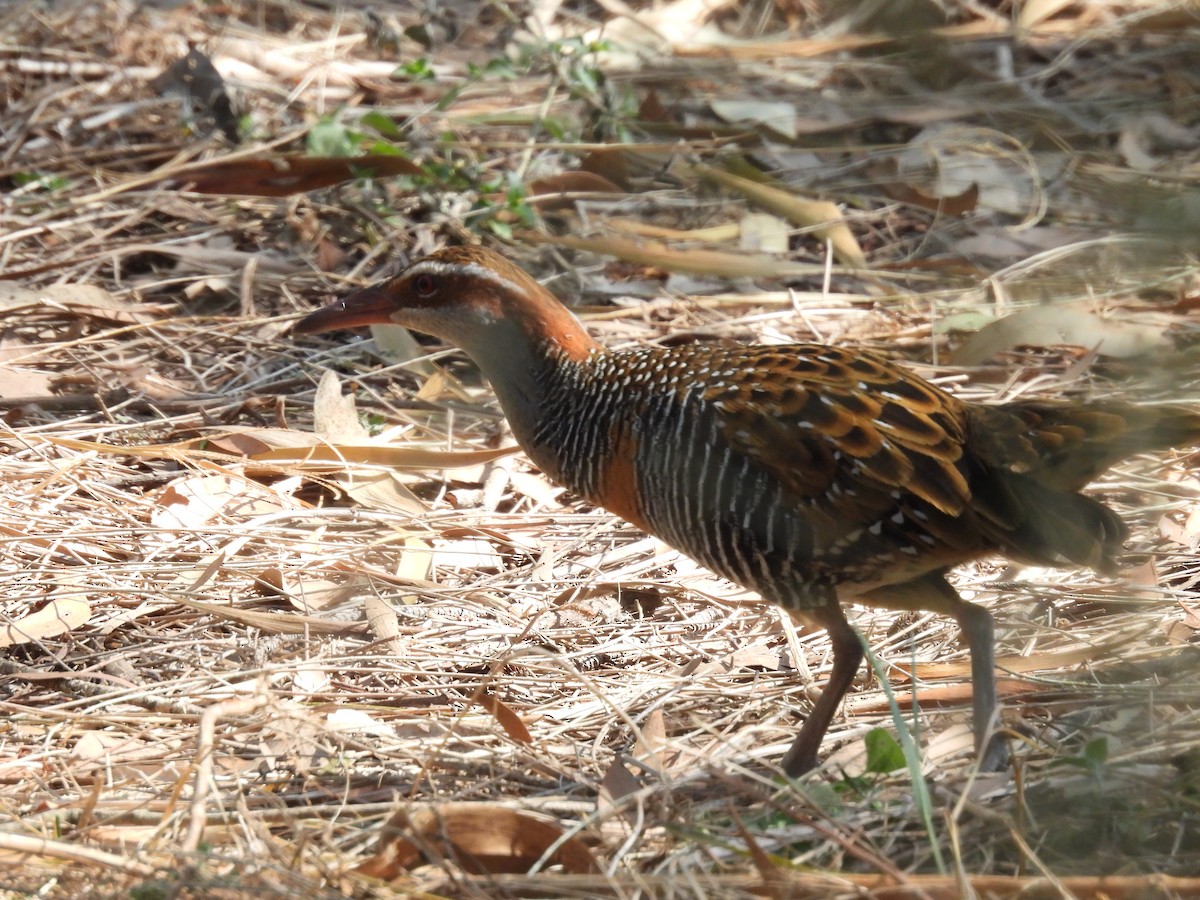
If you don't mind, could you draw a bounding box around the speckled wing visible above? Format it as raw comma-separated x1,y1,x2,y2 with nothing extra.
706,345,973,526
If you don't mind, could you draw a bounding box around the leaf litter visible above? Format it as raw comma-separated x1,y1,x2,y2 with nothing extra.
2,0,1200,897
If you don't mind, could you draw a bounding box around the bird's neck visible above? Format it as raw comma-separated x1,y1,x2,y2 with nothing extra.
455,307,604,481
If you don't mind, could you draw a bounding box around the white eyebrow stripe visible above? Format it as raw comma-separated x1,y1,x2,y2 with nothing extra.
407,260,525,295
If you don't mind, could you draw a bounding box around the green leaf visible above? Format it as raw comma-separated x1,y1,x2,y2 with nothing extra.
12,170,69,192
864,728,906,773
435,83,465,112
486,219,513,239
399,57,435,82
1083,737,1109,767
360,111,402,138
307,117,361,157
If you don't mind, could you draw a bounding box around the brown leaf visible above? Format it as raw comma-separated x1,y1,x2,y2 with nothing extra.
1016,0,1077,30
598,758,642,817
249,439,520,471
531,233,821,280
284,575,364,613
0,597,91,647
168,428,519,472
0,282,162,324
687,163,867,266
476,691,533,745
634,708,667,768
172,596,365,635
1164,621,1197,646
579,147,632,190
950,305,1170,365
728,640,783,671
356,804,599,878
523,172,625,210
0,363,54,401
340,471,428,515
879,177,979,216
173,154,423,196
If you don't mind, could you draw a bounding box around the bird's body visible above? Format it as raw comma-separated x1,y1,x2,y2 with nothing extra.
297,245,1200,775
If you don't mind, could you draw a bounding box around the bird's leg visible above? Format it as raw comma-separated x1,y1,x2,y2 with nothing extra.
780,601,863,777
864,573,1007,772
952,598,1007,771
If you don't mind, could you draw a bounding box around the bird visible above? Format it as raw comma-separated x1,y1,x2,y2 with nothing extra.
296,244,1200,776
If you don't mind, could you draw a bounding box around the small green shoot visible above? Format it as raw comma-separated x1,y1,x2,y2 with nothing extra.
1051,736,1110,779
864,727,906,774
858,632,946,873
12,170,70,193
306,116,364,157
399,57,436,82
359,110,403,139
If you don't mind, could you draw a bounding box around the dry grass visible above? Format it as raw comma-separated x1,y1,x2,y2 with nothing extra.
2,1,1200,897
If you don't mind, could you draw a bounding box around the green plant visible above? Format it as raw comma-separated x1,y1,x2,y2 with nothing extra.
1052,736,1110,779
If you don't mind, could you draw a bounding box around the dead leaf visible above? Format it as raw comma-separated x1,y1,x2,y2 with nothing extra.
339,470,427,515
579,147,632,190
0,522,114,563
1159,509,1200,551
248,438,520,471
1164,621,1197,645
710,99,797,140
598,758,642,824
364,587,402,651
879,177,979,216
172,154,422,196
1016,0,1077,31
0,283,161,324
739,212,790,254
633,707,667,768
356,804,599,878
171,427,519,473
370,325,436,375
897,126,1039,220
530,232,822,280
0,346,55,400
728,640,782,671
172,596,365,635
476,691,533,745
152,473,298,529
285,574,366,613
950,305,1169,365
313,369,369,442
0,597,91,647
607,217,741,243
326,708,396,737
394,536,434,606
431,536,501,572
687,163,867,267
523,171,625,210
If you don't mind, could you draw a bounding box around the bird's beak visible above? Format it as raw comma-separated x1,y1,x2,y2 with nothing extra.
294,286,395,335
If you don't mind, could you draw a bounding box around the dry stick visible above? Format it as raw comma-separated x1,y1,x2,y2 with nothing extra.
181,691,269,854
0,658,205,717
0,833,157,878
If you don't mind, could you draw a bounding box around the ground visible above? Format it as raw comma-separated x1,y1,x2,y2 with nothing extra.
2,1,1199,897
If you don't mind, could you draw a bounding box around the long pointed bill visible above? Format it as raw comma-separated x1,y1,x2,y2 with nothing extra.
293,287,396,335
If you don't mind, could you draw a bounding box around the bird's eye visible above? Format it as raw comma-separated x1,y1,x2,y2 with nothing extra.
413,273,437,297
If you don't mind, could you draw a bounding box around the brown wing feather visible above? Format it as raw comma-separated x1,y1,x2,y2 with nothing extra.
709,345,971,520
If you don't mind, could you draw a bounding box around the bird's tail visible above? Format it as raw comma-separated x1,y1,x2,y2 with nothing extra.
966,401,1200,573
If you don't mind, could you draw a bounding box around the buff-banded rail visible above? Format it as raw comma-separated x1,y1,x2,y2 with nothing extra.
296,244,1200,776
